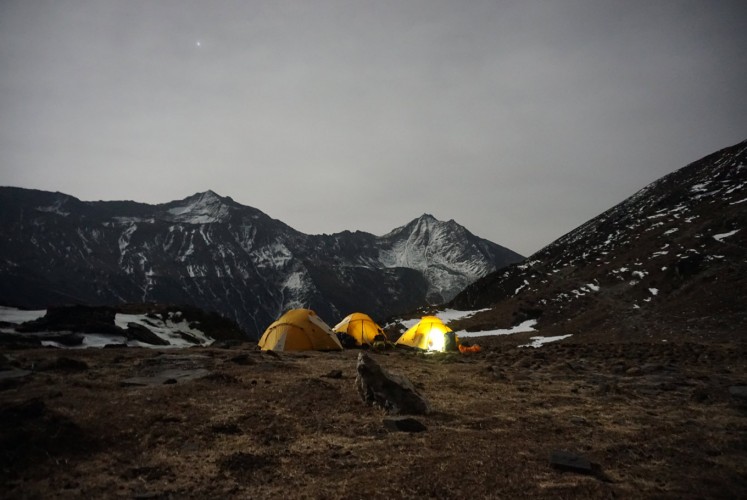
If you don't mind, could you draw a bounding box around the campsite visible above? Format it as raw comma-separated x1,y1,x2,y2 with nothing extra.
2,325,745,498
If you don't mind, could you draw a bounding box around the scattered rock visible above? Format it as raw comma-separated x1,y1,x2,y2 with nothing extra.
383,416,427,433
41,357,89,372
549,450,593,474
625,367,642,376
0,368,32,381
228,354,256,365
356,352,430,415
203,372,240,384
569,416,589,426
210,422,242,435
640,363,664,374
322,369,343,379
121,368,211,386
125,323,170,346
0,369,32,390
728,385,747,402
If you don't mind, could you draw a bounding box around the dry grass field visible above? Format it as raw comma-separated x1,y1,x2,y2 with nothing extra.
1,339,746,499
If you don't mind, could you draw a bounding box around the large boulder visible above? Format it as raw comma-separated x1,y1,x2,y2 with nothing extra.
355,352,430,415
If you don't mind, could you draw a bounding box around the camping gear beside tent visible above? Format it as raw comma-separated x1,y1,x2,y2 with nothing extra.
395,316,458,352
333,312,388,346
258,309,343,351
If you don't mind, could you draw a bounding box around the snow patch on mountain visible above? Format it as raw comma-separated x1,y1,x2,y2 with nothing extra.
167,191,231,224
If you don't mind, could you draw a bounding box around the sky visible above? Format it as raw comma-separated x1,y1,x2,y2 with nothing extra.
1,1,746,256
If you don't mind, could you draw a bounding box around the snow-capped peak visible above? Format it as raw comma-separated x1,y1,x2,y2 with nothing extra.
166,191,232,224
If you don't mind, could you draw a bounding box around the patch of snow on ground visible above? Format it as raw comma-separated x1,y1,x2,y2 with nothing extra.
115,313,213,347
730,197,747,205
458,319,537,339
514,280,529,295
399,318,420,329
521,334,572,348
41,334,142,349
713,229,740,242
663,228,679,235
585,283,600,292
0,307,47,324
649,288,659,296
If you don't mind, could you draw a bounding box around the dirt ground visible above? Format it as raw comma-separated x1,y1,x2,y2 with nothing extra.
1,338,746,499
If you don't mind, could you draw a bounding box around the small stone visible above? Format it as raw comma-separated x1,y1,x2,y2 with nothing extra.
229,354,256,365
322,369,343,379
569,416,589,426
625,367,642,376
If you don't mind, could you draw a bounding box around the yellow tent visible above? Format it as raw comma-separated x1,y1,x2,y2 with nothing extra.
395,316,455,351
333,312,388,346
258,309,343,351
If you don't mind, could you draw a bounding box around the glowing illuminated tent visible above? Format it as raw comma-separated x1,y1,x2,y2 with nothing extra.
333,312,388,346
258,309,343,352
395,316,456,352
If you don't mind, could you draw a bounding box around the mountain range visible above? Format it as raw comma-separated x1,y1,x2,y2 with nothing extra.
0,188,522,338
450,139,747,341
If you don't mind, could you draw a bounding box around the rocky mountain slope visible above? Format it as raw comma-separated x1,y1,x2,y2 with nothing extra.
0,189,522,338
450,139,747,341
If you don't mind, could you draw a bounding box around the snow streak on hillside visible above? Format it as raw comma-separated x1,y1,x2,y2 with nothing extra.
451,139,747,339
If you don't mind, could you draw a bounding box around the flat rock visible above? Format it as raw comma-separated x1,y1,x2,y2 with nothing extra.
322,369,343,379
121,368,211,386
549,450,593,474
383,416,427,433
728,385,747,401
0,369,32,381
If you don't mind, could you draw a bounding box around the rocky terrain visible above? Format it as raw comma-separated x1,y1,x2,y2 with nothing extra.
1,340,745,499
450,139,747,342
0,189,521,338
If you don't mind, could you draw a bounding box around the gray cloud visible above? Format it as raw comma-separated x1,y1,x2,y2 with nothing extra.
1,0,746,255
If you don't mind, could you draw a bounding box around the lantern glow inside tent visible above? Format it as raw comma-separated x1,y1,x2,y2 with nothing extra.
395,316,454,352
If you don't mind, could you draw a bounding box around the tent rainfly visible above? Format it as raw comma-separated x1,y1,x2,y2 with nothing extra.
333,312,388,346
258,309,343,351
395,316,456,352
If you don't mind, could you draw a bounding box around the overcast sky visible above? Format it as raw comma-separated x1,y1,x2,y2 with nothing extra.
1,1,745,255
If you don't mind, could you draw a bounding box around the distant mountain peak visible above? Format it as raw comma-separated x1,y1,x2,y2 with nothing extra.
165,190,232,224
0,186,523,337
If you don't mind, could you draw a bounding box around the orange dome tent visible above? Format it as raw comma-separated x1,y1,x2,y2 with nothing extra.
395,316,456,352
258,309,343,352
333,312,388,346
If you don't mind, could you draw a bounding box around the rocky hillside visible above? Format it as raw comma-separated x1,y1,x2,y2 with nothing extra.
450,139,747,340
0,189,522,338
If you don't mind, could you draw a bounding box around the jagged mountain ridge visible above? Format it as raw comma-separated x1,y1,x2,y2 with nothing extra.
450,139,747,340
0,188,522,338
